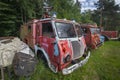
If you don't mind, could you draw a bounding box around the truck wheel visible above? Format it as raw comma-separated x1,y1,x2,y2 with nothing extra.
37,51,47,64
118,37,120,41
103,35,109,41
83,49,90,58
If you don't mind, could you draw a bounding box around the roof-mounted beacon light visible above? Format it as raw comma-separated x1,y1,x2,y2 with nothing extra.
52,12,57,18
72,19,76,23
64,18,67,21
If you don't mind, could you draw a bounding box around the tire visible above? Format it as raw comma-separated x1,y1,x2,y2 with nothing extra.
102,35,109,41
37,50,47,64
118,37,120,41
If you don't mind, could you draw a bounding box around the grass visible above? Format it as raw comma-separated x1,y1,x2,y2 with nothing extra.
2,41,120,80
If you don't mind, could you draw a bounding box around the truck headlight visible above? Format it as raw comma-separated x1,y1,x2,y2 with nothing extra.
64,54,71,63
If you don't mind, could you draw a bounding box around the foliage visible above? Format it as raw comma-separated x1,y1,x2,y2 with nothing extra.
0,0,120,36
92,0,120,30
49,0,81,21
0,0,82,36
80,10,94,24
0,1,17,36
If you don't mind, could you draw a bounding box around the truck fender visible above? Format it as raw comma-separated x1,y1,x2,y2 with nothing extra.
34,45,50,64
102,35,110,41
34,45,58,73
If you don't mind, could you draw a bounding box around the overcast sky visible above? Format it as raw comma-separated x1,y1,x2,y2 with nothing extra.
77,0,120,12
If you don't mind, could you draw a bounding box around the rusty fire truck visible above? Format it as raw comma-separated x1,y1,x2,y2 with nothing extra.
20,1,90,74
81,24,103,49
20,15,92,75
101,30,118,41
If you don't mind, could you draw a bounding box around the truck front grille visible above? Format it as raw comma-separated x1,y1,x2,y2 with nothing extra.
71,41,81,60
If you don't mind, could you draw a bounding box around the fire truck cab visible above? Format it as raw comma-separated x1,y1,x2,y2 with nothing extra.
20,18,90,75
81,24,102,49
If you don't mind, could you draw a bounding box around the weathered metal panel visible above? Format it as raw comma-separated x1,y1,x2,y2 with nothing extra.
20,24,28,41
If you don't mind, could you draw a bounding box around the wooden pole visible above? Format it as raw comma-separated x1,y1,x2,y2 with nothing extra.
0,65,4,80
100,9,102,28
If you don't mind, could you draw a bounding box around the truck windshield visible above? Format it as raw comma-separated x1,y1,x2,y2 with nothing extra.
55,22,77,38
90,28,100,34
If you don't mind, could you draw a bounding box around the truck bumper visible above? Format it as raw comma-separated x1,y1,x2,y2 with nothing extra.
62,51,90,75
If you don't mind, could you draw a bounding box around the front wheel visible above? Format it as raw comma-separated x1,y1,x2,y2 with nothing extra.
37,51,47,64
102,35,109,41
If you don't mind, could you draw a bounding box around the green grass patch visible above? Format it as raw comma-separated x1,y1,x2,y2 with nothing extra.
3,41,120,80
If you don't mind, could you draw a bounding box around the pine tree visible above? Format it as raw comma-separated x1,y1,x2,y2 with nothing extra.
93,0,120,30
0,1,17,36
0,0,83,36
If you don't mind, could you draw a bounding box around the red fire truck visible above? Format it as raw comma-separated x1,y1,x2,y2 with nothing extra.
81,24,102,49
20,18,90,75
101,31,118,41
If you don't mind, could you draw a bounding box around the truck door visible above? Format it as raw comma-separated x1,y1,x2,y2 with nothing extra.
75,25,86,56
82,27,91,46
41,22,56,62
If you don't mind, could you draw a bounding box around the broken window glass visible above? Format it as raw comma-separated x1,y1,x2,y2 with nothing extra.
90,28,100,34
55,22,76,38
